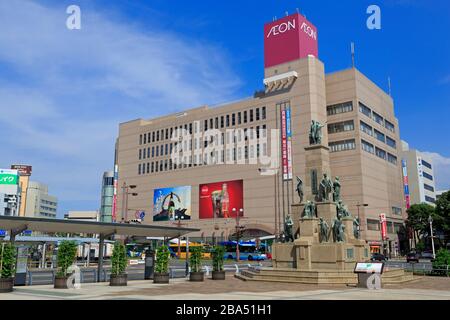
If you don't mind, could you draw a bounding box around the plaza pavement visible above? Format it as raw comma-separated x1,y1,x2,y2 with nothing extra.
1,276,450,300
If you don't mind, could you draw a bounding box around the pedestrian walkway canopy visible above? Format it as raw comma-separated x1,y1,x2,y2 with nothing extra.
0,216,199,239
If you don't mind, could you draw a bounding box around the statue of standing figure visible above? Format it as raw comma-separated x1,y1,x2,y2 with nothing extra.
353,217,360,239
284,214,294,243
295,176,304,204
309,120,325,145
319,217,330,243
332,212,345,242
333,176,341,202
336,200,351,218
302,201,317,218
318,173,333,201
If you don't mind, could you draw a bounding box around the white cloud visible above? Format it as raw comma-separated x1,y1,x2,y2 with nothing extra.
0,1,242,214
421,152,450,190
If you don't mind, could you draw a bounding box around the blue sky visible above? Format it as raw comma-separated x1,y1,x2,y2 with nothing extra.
0,0,449,217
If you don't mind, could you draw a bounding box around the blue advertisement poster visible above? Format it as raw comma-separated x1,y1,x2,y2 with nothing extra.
153,186,191,221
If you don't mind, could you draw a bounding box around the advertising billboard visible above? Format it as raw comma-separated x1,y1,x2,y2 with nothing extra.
401,159,411,209
153,186,191,221
379,213,387,240
280,105,293,181
264,13,318,68
10,165,32,176
199,179,243,219
0,169,18,185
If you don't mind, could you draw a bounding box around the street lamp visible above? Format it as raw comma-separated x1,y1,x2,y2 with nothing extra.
428,215,436,259
356,203,369,235
258,167,278,239
233,208,245,261
121,183,137,223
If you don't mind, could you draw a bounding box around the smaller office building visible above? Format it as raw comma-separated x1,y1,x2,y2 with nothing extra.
400,141,437,207
99,171,115,223
24,181,58,218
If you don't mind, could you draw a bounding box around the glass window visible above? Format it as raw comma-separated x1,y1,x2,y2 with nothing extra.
328,120,354,134
367,219,380,231
424,184,434,192
151,162,154,173
147,147,150,158
375,147,386,160
423,172,433,181
421,159,432,169
232,113,236,126
262,107,266,120
139,134,142,145
361,139,374,154
329,139,356,153
152,132,155,142
372,111,384,126
392,207,402,215
138,164,141,175
250,109,254,122
385,120,395,133
138,149,142,160
374,129,385,143
386,136,396,149
256,108,260,121
238,112,242,124
156,131,159,141
359,102,371,117
210,118,213,129
204,119,208,131
360,121,373,136
220,116,224,128
215,117,218,129
327,101,353,116
244,111,248,123
152,146,155,157
387,153,397,165
425,196,436,203
226,115,230,127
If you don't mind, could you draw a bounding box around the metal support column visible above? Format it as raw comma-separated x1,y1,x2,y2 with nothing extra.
97,234,105,282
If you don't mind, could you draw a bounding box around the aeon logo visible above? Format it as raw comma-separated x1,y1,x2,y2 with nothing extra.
300,22,317,40
266,19,296,38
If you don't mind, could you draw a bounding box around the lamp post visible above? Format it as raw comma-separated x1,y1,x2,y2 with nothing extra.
428,215,436,259
121,182,137,223
356,202,368,236
258,167,278,238
233,208,244,261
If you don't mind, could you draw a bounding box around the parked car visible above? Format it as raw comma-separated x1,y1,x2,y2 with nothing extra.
406,252,420,263
370,253,388,261
420,251,435,260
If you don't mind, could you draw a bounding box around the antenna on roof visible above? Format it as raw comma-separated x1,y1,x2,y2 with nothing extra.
351,42,355,68
388,76,392,97
296,8,300,14
285,11,289,16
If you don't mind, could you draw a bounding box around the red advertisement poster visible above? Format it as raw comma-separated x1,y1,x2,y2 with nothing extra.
380,213,387,240
199,179,243,219
281,109,288,180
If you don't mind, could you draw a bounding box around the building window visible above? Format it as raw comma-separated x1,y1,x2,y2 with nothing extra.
392,207,402,216
256,108,260,121
421,159,432,169
386,136,396,149
374,129,385,143
329,139,356,153
425,195,436,203
220,116,224,128
394,222,403,233
152,132,155,142
226,115,230,127
138,149,142,160
385,120,395,133
146,162,150,174
244,111,248,123
360,121,373,136
367,219,380,231
215,117,218,129
238,112,242,124
156,131,159,141
147,147,150,158
375,147,386,160
138,164,141,175
262,107,266,120
250,109,254,122
359,102,372,117
387,153,397,165
327,101,353,116
204,119,208,131
361,139,374,154
328,120,354,134
143,134,147,144
165,129,168,140
423,172,433,181
232,113,236,126
372,111,384,126
139,134,142,145
210,118,213,130
424,183,435,192
151,162,154,173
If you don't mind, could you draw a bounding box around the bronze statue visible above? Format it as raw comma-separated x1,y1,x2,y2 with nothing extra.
309,120,324,145
336,200,351,218
318,173,333,201
319,217,330,243
353,217,360,239
333,176,341,202
295,176,304,203
302,201,317,218
332,212,345,242
284,214,294,242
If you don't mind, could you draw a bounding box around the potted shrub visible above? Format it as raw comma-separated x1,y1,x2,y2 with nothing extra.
54,240,78,289
0,243,16,293
110,241,128,286
153,245,170,284
211,245,226,280
189,246,204,282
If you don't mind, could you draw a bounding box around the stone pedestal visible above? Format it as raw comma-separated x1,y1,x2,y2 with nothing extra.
303,144,331,201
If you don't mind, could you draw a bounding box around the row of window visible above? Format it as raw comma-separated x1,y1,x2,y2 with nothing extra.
327,101,354,116
367,219,403,233
360,120,397,149
359,102,396,133
329,139,356,152
41,200,57,206
327,120,354,134
138,107,267,145
361,139,397,164
40,206,57,212
138,144,269,175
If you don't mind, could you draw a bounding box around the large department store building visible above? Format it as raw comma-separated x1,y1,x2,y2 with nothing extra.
116,13,407,254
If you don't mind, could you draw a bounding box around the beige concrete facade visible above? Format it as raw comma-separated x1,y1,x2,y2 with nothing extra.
116,56,405,252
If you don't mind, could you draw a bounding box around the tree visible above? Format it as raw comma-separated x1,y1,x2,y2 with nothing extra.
435,191,450,247
406,203,436,247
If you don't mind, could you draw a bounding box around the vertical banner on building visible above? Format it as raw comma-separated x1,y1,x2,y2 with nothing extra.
112,164,118,222
285,106,293,180
380,213,387,240
401,159,411,209
417,157,425,203
280,109,288,180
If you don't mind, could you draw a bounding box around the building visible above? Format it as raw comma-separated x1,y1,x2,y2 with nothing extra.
99,171,115,223
400,141,437,206
115,13,405,253
0,169,21,216
10,165,32,217
24,181,58,218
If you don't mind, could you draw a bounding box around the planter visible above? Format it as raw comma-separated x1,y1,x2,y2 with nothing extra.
0,278,14,293
189,271,205,282
153,272,170,284
110,274,128,286
212,271,226,280
54,276,69,289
